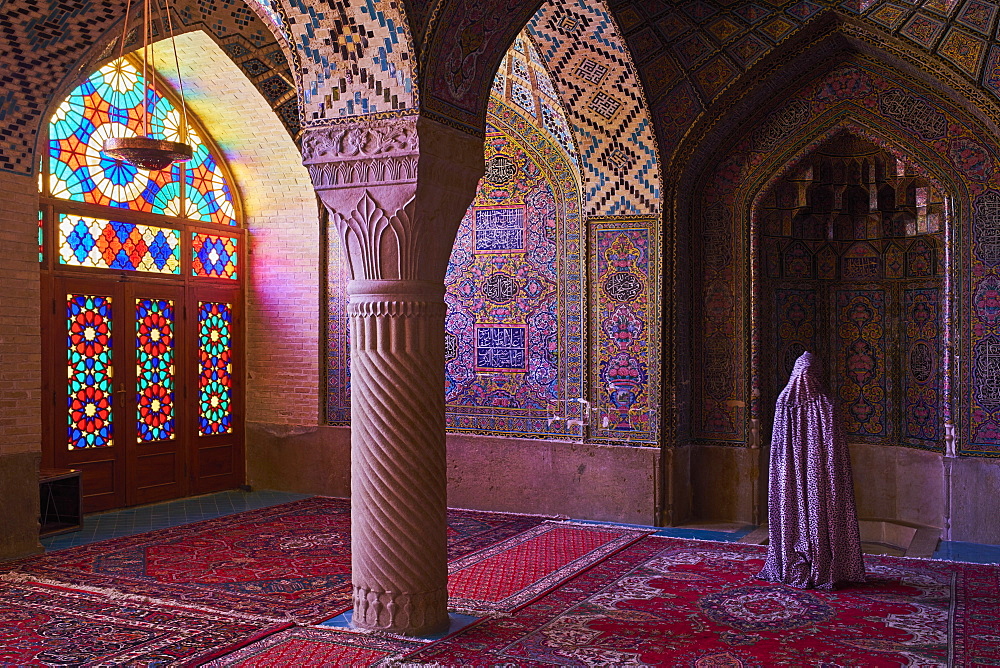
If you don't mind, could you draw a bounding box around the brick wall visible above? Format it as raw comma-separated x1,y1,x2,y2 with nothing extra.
156,32,321,427
0,174,42,456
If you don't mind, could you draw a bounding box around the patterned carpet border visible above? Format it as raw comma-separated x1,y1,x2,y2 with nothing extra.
404,536,1000,666
0,576,291,667
202,626,425,667
447,521,653,615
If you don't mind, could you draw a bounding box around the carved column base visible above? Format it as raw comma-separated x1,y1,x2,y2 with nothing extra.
352,584,449,635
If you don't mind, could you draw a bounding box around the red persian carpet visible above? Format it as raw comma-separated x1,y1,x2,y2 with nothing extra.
10,497,552,624
0,576,289,667
448,521,652,615
201,627,424,667
403,536,1000,666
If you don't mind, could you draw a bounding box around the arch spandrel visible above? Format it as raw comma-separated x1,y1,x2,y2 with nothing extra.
527,0,661,216
419,0,544,134
272,0,418,124
681,57,1000,456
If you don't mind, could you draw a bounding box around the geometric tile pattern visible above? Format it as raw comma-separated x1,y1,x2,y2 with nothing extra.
528,0,661,215
0,0,297,176
276,0,415,123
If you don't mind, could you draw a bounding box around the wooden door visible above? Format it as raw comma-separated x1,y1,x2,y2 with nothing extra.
126,282,187,506
52,277,191,511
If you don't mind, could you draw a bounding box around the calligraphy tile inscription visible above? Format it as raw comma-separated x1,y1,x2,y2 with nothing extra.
475,325,528,371
474,206,526,253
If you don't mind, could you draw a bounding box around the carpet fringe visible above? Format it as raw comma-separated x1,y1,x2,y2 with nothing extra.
553,520,656,534
0,572,290,624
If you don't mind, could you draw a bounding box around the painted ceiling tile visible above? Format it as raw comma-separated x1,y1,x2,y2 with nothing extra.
786,0,825,19
642,53,683,97
869,3,913,28
694,54,739,100
839,0,879,12
733,3,774,24
981,44,1000,98
728,32,771,67
901,12,947,46
938,27,988,75
758,15,798,41
706,16,746,42
629,27,666,61
675,31,716,67
656,12,696,39
922,0,962,15
683,0,721,23
956,0,999,33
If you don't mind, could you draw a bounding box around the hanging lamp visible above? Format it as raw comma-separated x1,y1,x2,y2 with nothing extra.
103,0,193,170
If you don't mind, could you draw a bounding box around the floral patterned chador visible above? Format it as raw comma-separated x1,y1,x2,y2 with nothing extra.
758,351,866,589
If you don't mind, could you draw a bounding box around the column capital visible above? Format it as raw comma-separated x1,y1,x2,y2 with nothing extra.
303,114,484,283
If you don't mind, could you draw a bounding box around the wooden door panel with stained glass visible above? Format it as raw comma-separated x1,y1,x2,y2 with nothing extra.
189,288,243,495
129,284,187,505
57,278,125,512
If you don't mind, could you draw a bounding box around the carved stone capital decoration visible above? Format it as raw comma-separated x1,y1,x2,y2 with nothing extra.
302,117,421,190
301,117,419,162
309,114,485,282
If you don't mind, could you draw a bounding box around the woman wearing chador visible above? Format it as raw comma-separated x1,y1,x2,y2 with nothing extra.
758,351,866,589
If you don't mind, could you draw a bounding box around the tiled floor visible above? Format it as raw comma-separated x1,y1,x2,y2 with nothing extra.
933,540,1000,564
41,489,309,551
40,491,1000,566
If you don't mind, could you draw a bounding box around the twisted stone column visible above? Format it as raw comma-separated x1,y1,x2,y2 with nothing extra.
349,279,448,634
303,114,483,636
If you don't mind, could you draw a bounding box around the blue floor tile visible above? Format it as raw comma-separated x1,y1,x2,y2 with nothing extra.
318,611,480,640
933,540,1000,564
40,489,309,551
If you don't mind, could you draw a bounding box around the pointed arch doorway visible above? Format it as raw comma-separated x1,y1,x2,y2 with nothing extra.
40,57,245,513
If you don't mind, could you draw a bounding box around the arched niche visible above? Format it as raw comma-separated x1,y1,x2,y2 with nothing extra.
753,131,949,453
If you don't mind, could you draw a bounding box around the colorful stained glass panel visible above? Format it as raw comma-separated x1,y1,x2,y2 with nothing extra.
58,214,181,274
67,294,113,449
48,59,184,214
185,128,237,226
136,299,175,442
198,302,233,435
192,234,238,279
38,211,44,263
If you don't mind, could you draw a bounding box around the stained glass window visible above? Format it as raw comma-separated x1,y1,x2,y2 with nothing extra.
192,234,238,279
59,214,181,274
186,128,237,226
48,59,184,214
47,58,237,225
67,294,113,449
38,211,44,262
136,299,175,442
198,302,233,435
